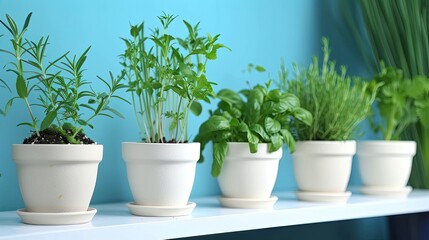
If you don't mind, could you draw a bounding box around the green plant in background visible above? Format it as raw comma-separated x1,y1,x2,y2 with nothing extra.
277,38,378,141
194,74,312,176
368,62,425,141
0,13,127,144
120,13,229,143
344,0,429,188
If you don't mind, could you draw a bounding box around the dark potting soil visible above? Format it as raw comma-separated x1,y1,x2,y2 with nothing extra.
145,137,189,143
23,128,95,144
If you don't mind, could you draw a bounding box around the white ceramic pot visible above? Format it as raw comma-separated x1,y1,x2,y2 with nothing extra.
292,141,356,193
357,141,416,188
12,144,103,213
217,142,282,199
122,142,200,207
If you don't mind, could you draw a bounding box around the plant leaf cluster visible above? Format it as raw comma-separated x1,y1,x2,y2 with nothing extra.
343,0,429,188
277,38,378,141
120,13,229,143
0,13,127,143
368,63,428,140
195,77,312,177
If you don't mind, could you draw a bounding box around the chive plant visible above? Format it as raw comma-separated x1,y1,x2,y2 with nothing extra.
344,0,429,188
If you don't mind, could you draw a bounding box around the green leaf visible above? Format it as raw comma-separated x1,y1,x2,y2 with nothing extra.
206,50,217,60
293,107,313,126
268,134,283,152
255,65,266,72
217,89,243,106
22,12,33,31
200,115,230,133
77,119,88,126
16,75,28,98
106,108,125,119
212,141,227,177
179,62,193,76
264,117,281,134
238,121,249,132
247,130,259,153
280,129,296,153
267,89,282,102
250,124,269,142
280,93,300,109
130,25,139,37
17,122,34,128
190,101,202,116
40,110,57,131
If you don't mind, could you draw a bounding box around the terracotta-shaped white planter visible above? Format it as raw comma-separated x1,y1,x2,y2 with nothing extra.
217,143,282,208
357,141,416,196
292,141,356,202
122,142,200,208
12,144,103,213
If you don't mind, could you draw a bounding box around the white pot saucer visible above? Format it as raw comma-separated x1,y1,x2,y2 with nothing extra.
360,186,412,198
296,191,351,203
127,202,196,217
16,208,97,225
218,196,278,209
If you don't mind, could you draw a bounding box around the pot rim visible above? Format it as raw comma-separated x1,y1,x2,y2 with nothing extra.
356,140,416,144
297,140,356,144
122,142,200,146
13,143,102,147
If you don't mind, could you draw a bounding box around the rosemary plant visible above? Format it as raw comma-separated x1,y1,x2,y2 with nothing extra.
120,13,229,143
0,13,127,144
278,38,378,141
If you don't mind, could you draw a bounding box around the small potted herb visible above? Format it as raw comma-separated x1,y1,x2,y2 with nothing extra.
357,63,417,197
1,13,126,225
120,13,229,217
195,72,312,209
278,38,378,203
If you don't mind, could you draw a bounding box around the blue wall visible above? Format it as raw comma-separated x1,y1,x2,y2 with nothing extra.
0,0,385,239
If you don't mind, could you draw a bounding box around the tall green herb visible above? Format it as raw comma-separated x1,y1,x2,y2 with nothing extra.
0,13,127,143
120,13,229,143
344,0,429,188
278,38,378,141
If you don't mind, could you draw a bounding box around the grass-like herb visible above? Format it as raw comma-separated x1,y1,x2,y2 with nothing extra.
120,13,229,143
343,0,429,188
278,38,378,141
0,13,127,143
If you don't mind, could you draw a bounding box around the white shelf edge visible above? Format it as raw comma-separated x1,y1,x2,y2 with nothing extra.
1,190,429,240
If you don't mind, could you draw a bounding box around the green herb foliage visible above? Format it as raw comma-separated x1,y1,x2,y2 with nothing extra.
278,38,378,141
120,13,229,143
0,13,127,143
343,0,429,188
368,63,426,140
195,71,312,176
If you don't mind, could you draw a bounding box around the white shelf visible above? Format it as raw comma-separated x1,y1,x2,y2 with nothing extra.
1,190,429,240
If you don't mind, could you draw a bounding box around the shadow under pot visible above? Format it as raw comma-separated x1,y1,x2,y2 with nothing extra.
122,142,199,217
292,141,356,203
217,142,282,209
12,144,103,225
357,141,416,198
